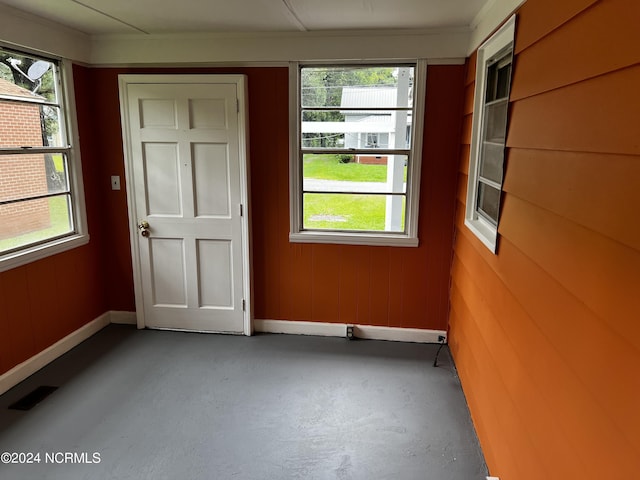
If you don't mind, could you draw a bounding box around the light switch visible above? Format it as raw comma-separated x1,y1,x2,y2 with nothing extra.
111,175,121,190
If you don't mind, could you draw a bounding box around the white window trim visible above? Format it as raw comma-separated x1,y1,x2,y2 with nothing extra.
0,59,89,273
465,14,516,253
288,59,426,247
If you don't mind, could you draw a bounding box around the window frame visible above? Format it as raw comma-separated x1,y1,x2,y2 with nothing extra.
289,59,426,247
0,47,88,273
465,15,516,253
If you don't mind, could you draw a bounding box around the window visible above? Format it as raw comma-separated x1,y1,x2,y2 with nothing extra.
0,46,87,271
289,61,426,247
465,15,516,253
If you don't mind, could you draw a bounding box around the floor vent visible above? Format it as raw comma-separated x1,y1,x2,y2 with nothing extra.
8,386,58,411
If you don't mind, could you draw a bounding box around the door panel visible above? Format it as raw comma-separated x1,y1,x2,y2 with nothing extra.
197,239,233,308
192,143,230,217
144,143,182,216
149,238,187,306
123,80,246,333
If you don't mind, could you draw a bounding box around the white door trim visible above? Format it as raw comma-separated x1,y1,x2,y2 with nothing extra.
118,74,253,335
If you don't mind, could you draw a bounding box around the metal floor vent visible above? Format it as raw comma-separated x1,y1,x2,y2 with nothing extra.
8,386,58,411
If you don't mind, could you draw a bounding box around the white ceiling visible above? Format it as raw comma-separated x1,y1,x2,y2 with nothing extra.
0,0,488,35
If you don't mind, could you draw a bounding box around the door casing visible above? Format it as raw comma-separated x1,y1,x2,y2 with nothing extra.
118,74,252,335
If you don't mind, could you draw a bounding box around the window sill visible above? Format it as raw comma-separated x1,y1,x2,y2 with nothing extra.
289,231,419,247
464,217,497,253
0,234,90,273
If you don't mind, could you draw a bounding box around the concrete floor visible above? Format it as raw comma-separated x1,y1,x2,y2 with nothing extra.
0,325,487,479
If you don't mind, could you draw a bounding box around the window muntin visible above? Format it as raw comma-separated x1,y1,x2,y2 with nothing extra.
291,62,424,245
465,15,516,253
0,46,86,269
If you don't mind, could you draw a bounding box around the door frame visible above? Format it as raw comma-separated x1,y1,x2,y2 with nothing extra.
118,74,253,335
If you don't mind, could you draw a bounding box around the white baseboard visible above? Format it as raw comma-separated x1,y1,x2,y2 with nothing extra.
254,319,446,344
254,319,346,337
109,311,137,325
0,312,111,396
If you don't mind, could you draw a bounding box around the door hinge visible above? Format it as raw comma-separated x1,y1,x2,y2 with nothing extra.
239,204,243,217
242,299,246,311
236,98,240,113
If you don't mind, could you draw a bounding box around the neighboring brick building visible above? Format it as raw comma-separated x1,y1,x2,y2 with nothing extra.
0,77,50,240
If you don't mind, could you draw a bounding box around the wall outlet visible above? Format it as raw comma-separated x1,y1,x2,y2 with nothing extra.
111,175,121,190
346,324,355,340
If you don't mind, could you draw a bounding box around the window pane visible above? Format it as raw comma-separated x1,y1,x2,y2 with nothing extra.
0,100,63,149
303,193,405,232
485,58,511,102
0,153,70,202
0,194,72,253
0,50,57,103
42,105,64,147
479,142,505,184
496,63,512,99
303,154,407,194
302,109,410,149
301,66,414,109
483,100,508,143
477,183,501,224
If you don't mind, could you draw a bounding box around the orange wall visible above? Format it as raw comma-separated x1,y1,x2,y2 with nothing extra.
450,0,640,479
89,64,465,330
0,65,109,375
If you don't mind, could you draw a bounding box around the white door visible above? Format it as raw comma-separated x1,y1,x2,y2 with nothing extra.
120,76,250,334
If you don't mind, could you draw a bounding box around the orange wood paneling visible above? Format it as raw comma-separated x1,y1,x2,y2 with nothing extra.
503,148,640,251
455,229,640,456
288,244,314,322
462,82,475,115
311,244,340,323
511,0,640,100
465,53,477,86
386,248,405,328
458,144,470,176
515,0,598,53
0,266,36,370
500,194,640,335
456,175,468,206
451,0,640,478
368,249,390,326
449,302,529,480
451,263,585,478
337,245,359,324
460,113,473,146
507,64,640,155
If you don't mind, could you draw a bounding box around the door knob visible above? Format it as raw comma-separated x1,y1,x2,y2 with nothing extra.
137,219,150,237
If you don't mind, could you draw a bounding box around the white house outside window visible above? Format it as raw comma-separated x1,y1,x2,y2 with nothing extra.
0,46,87,272
289,61,426,247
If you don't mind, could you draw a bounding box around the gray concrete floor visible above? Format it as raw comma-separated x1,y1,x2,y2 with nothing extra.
0,325,487,479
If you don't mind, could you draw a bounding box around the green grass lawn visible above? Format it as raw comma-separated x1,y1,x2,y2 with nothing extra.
0,155,71,253
0,196,71,253
303,154,407,231
303,154,407,183
304,193,405,231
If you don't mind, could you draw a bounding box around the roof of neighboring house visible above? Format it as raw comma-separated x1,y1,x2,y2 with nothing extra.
341,86,398,109
0,77,44,101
